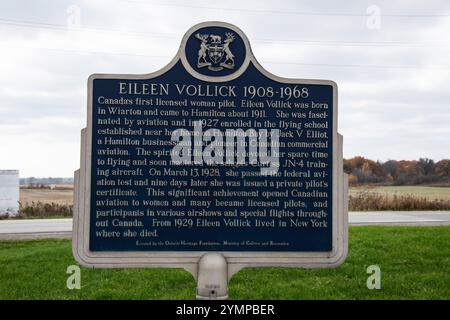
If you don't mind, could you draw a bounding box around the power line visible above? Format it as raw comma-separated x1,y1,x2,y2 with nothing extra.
4,44,450,70
2,45,170,59
0,18,178,38
253,38,448,48
122,1,450,18
0,17,448,48
263,61,450,70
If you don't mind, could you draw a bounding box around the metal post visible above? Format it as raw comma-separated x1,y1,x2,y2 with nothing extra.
196,253,228,300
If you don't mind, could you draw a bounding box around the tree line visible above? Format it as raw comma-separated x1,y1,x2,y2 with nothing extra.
344,157,450,185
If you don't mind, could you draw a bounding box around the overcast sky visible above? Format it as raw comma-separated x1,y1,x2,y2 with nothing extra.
1,0,449,177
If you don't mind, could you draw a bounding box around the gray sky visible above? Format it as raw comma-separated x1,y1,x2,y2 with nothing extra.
1,0,449,177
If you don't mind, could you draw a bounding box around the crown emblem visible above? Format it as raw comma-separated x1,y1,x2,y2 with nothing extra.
195,32,235,71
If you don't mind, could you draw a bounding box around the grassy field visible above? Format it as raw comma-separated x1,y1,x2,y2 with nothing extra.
350,185,450,201
20,188,73,205
0,226,448,299
20,186,450,206
17,186,450,216
349,186,450,210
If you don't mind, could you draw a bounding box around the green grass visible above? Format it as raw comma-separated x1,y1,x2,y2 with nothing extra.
0,226,449,299
350,186,450,201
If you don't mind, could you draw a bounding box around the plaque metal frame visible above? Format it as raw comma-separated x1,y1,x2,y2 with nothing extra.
73,21,348,280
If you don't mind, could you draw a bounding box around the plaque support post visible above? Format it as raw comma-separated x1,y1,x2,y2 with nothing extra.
196,253,229,300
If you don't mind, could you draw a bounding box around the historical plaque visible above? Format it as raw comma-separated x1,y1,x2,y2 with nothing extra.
73,22,347,276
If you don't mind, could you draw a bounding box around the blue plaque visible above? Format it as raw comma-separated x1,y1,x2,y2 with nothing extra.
73,22,347,270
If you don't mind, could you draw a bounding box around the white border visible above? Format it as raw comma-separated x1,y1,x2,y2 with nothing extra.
73,21,347,278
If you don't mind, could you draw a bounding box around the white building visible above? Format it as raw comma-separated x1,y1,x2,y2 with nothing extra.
0,170,19,217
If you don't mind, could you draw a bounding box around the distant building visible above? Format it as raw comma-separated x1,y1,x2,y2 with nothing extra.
0,170,19,217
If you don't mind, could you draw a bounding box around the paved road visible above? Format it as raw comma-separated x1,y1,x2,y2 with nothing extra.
0,218,72,240
349,211,450,226
0,211,449,240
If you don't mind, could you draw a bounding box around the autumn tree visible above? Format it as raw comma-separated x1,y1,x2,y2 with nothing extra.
344,157,450,185
435,160,450,179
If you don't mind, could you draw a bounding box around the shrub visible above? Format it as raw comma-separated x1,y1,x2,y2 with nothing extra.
18,201,73,218
349,191,450,211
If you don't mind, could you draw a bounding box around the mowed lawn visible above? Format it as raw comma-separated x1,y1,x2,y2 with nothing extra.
350,185,450,201
0,226,449,299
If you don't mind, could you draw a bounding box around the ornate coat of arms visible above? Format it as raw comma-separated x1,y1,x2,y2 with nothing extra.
195,33,235,71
